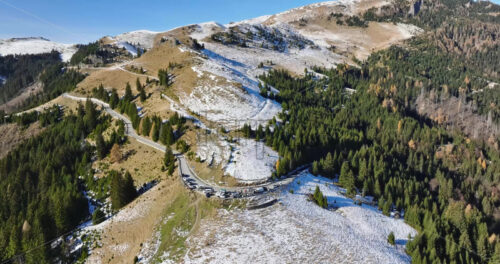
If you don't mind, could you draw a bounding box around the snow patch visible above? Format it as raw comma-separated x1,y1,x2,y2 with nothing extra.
110,243,130,255
113,30,159,49
0,37,77,62
178,45,281,129
115,41,138,56
190,22,225,41
224,138,278,182
196,136,231,167
182,171,417,263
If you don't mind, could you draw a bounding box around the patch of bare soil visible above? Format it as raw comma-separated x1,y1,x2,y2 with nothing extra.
87,177,183,264
93,137,165,187
17,95,83,116
0,122,44,158
297,17,420,60
0,81,43,113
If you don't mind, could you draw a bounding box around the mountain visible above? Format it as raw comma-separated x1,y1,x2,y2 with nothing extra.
76,0,421,129
0,37,77,62
1,0,500,264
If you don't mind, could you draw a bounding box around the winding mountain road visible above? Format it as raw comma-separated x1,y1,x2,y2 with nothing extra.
62,93,296,196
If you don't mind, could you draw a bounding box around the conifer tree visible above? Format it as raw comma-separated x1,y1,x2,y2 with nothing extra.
136,77,142,92
311,161,320,175
161,123,175,145
110,171,137,210
164,147,175,167
152,122,160,142
109,89,119,109
141,116,152,137
140,88,147,102
339,162,355,195
124,82,133,102
388,232,395,245
96,133,106,160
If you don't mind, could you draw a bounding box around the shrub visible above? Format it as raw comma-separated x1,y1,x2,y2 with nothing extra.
92,208,106,225
388,232,395,246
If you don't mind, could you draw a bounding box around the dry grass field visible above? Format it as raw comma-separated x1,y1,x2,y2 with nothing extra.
0,122,44,159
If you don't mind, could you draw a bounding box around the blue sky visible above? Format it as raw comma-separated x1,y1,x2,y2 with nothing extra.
0,0,325,44
1,0,499,44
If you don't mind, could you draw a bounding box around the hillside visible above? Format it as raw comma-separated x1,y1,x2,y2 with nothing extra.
0,0,499,264
0,37,77,62
69,0,422,186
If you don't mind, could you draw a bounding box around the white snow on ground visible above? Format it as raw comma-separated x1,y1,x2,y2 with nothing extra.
106,30,160,56
180,0,419,130
181,171,417,264
224,138,278,182
196,136,231,167
195,135,277,182
178,43,282,128
137,230,162,264
110,243,130,255
191,22,343,75
113,30,159,49
190,22,226,41
115,41,138,56
161,93,207,129
0,37,77,62
0,75,5,85
229,15,272,27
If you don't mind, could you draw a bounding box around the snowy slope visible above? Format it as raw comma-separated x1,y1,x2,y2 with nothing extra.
223,0,420,61
224,138,278,182
181,171,417,263
115,41,138,56
195,136,277,182
0,37,77,62
113,30,159,49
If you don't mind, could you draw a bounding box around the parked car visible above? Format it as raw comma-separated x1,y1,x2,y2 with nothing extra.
216,190,229,198
254,187,265,194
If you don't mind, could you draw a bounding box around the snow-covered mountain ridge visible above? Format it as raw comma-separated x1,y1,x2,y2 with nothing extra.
0,37,77,62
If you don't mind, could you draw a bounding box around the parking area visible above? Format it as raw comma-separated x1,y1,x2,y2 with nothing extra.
178,157,309,200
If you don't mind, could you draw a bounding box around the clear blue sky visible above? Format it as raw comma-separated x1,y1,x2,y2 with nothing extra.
0,0,326,44
1,0,499,44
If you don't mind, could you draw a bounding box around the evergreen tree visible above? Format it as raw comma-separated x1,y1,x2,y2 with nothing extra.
164,147,175,167
141,116,152,137
110,171,137,210
92,208,105,225
140,88,147,102
339,162,356,195
388,232,395,245
312,186,328,208
136,77,142,92
84,99,98,132
161,123,175,145
109,89,119,109
124,82,133,102
311,161,320,175
322,152,335,177
96,133,106,160
152,122,160,142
